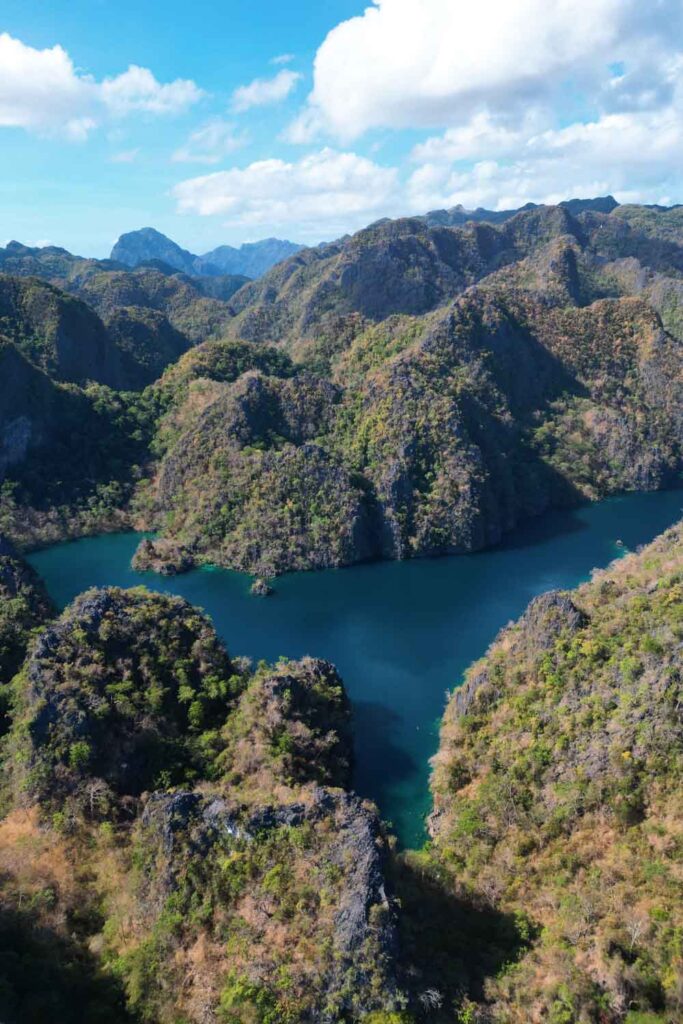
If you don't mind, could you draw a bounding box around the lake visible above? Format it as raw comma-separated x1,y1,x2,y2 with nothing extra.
28,490,683,848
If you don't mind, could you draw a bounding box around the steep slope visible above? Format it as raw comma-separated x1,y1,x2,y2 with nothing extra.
137,282,683,575
0,271,214,391
0,241,124,284
223,198,683,360
224,205,587,352
75,266,235,345
426,522,683,1023
138,368,374,576
0,274,124,387
0,340,150,548
0,245,244,385
1,586,403,1023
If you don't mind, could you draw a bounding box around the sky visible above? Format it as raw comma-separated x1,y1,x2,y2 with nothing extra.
2,0,683,257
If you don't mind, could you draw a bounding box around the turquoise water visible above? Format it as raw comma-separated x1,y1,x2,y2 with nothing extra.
28,490,683,848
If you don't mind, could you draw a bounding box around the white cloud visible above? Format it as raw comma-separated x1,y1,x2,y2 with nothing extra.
271,0,683,218
172,119,247,164
291,0,683,141
109,148,140,163
231,69,302,113
271,53,295,66
0,32,203,139
280,105,326,145
100,65,203,116
407,105,683,213
411,110,547,164
172,147,399,239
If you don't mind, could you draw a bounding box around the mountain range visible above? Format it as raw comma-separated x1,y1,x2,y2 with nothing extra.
110,226,304,278
1,193,683,1023
2,194,683,564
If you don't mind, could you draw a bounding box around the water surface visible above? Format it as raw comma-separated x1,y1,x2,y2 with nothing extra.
29,491,683,847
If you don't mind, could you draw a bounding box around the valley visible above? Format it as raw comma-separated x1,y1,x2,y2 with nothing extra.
1,196,683,1023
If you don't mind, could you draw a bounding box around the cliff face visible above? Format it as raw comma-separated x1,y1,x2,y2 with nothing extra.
427,523,683,1022
0,274,125,388
0,585,404,1023
3,200,683,564
138,279,683,575
0,340,151,549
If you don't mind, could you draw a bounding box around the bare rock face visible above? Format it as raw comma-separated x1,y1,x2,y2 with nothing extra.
517,590,587,649
133,785,403,1023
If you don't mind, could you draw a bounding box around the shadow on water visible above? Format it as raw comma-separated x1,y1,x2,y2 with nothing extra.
496,502,589,552
352,700,419,806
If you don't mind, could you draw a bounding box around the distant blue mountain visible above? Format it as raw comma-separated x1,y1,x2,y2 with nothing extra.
110,227,303,278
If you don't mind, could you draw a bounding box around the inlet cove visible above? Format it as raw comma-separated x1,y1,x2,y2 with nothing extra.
29,488,683,847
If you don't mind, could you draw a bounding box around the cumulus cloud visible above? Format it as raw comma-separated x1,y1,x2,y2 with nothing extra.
271,53,295,66
273,0,683,218
411,111,547,164
172,148,399,239
407,105,683,213
231,69,302,113
291,0,683,141
100,65,203,116
0,32,203,139
172,119,248,164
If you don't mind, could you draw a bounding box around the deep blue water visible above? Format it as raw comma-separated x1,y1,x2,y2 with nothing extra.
28,490,683,847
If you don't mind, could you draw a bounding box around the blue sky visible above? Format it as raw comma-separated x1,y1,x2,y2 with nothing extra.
2,0,683,256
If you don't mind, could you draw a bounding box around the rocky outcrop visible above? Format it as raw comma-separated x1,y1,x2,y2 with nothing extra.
250,577,274,596
8,587,237,813
111,227,198,275
140,272,683,576
449,591,587,721
144,370,377,575
133,785,402,1023
0,570,403,1022
221,657,354,790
